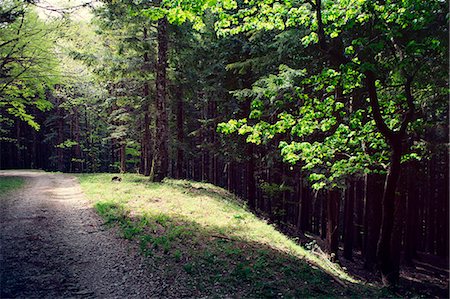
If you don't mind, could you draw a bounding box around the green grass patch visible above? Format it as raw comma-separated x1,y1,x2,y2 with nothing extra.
0,177,25,195
78,173,379,297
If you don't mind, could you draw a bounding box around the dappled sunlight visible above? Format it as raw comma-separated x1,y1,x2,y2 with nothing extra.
79,173,366,293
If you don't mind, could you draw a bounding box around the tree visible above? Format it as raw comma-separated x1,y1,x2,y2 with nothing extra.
216,0,448,285
0,3,59,130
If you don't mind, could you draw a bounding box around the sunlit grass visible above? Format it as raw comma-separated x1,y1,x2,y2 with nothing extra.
78,173,375,297
0,177,25,195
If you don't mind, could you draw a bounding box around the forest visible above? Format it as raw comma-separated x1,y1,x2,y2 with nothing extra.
0,0,448,296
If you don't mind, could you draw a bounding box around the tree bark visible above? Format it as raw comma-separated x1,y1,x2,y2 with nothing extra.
15,121,21,168
153,15,169,182
57,107,64,172
73,109,82,172
247,144,256,210
175,88,184,179
366,71,414,286
343,181,354,260
142,106,151,176
301,186,311,232
437,149,449,257
120,143,126,173
376,139,402,286
326,189,341,262
320,192,327,239
354,179,365,251
364,173,383,269
296,173,303,232
404,163,418,263
141,27,151,177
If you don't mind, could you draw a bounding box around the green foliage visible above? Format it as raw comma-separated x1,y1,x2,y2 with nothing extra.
260,182,292,197
217,0,448,189
219,64,390,189
56,140,78,149
0,5,60,129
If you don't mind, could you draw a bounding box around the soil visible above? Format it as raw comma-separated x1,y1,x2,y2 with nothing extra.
0,170,161,298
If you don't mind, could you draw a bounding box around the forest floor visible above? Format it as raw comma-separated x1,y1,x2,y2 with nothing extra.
0,170,448,298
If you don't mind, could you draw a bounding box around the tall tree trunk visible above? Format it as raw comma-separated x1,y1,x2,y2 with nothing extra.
437,149,449,257
301,186,311,232
296,173,303,232
326,189,341,262
57,109,64,172
247,144,256,210
377,140,402,286
120,143,126,173
176,88,184,179
366,71,414,286
343,181,354,260
426,158,435,253
404,163,418,263
141,27,151,177
320,192,327,239
142,99,151,176
141,108,152,176
74,109,82,172
364,173,383,270
31,127,36,169
354,179,365,251
154,16,169,182
15,121,21,168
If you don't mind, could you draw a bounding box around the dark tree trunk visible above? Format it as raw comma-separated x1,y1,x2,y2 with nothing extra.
326,189,341,261
176,88,184,179
354,179,365,251
141,27,151,177
227,161,235,193
154,16,169,182
301,187,311,232
404,163,418,263
343,181,354,260
142,106,151,176
31,128,36,169
120,143,126,173
15,121,21,168
296,174,303,232
73,109,82,172
437,150,449,257
366,71,414,286
320,192,327,239
377,140,402,286
57,109,64,172
247,144,256,210
364,173,383,269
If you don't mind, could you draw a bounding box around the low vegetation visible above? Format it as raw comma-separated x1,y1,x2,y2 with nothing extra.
0,177,24,194
78,173,381,297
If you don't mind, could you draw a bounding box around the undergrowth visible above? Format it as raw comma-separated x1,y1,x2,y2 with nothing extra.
0,177,24,195
78,173,379,298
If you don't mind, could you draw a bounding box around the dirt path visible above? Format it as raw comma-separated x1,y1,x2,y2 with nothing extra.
0,170,159,298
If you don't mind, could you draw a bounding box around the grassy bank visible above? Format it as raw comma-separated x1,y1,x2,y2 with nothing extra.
0,177,24,194
78,173,378,298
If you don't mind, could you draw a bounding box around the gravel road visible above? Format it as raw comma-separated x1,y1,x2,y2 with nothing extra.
0,170,160,298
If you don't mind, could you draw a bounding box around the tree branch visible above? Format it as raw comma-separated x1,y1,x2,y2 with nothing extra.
399,76,415,135
364,70,394,142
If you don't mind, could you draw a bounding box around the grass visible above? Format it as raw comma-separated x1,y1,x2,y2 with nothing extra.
78,173,379,298
0,177,25,195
